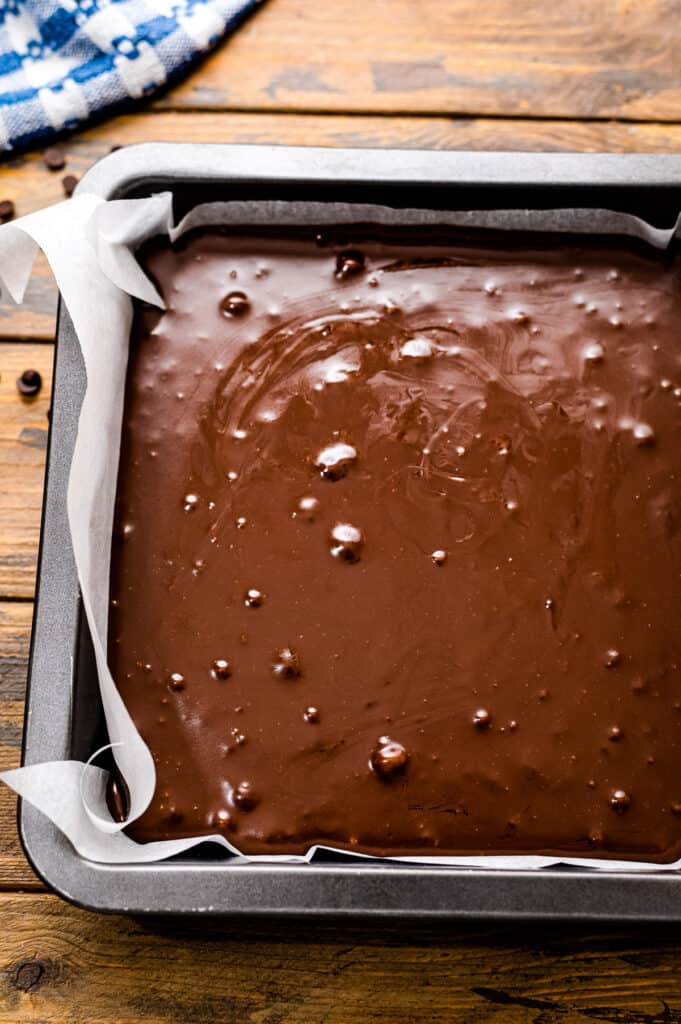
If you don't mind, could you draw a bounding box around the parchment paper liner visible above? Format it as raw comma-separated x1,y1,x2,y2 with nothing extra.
1,192,679,869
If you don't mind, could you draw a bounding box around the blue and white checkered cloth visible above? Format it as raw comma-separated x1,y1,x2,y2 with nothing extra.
0,0,263,151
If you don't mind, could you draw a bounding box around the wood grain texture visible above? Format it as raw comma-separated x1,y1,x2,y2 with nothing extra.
5,111,681,338
2,8,681,998
0,601,40,890
0,895,681,1022
155,0,681,120
0,345,52,599
0,254,55,343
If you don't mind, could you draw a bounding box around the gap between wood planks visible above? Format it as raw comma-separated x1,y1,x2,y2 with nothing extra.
143,0,681,122
152,105,681,126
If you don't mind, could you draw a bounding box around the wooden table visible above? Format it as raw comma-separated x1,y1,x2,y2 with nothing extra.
3,2,681,1019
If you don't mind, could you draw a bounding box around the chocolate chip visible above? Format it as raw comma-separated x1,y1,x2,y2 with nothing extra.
61,174,79,197
168,672,186,691
208,808,235,830
633,422,655,446
431,549,447,566
43,146,66,171
583,342,605,363
106,774,130,823
272,647,301,678
610,789,631,814
296,495,320,521
604,648,621,668
315,442,358,480
511,309,529,324
330,522,364,562
335,249,365,279
473,708,491,728
211,659,231,680
608,726,623,742
233,781,259,811
245,588,265,608
16,369,42,398
0,199,15,222
304,706,320,723
370,737,409,778
220,291,250,317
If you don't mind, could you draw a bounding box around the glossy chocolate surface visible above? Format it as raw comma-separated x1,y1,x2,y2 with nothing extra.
109,227,681,860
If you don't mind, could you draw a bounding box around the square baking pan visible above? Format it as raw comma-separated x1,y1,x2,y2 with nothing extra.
19,143,681,918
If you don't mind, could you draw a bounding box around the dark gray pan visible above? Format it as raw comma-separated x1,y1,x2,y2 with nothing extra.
18,144,681,917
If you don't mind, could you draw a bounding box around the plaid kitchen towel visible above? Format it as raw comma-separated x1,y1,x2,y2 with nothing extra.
0,0,264,151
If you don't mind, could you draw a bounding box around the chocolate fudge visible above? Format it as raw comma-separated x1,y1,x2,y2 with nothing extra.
108,225,681,861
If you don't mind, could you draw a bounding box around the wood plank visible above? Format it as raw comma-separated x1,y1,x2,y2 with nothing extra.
0,255,55,343
0,602,41,890
5,111,681,339
0,893,681,1021
156,0,681,120
0,344,52,600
